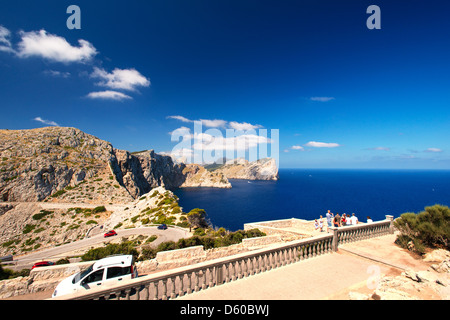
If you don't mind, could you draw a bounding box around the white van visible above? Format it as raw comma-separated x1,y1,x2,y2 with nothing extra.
52,255,138,298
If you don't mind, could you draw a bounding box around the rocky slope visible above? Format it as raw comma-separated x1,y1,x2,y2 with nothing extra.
0,127,231,203
0,186,187,257
0,126,277,257
209,157,279,181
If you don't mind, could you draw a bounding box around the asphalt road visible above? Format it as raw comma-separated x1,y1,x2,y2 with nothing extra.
10,226,191,270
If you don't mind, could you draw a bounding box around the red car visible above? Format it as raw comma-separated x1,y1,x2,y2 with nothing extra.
31,261,55,269
104,230,117,238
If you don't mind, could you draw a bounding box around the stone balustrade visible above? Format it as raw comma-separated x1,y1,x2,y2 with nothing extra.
52,215,394,300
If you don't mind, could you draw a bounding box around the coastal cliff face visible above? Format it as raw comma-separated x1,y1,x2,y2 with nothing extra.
0,127,230,203
213,158,279,181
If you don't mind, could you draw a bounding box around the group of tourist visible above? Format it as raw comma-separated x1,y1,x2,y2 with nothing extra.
314,210,370,232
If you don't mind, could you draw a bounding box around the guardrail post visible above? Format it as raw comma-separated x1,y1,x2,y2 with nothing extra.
331,227,339,252
385,215,394,234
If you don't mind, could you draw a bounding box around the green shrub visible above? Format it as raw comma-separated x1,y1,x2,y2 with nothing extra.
81,242,139,261
22,224,35,234
51,189,66,198
394,204,450,254
32,210,53,220
56,258,70,265
187,208,209,228
135,228,266,261
0,265,30,280
93,206,106,214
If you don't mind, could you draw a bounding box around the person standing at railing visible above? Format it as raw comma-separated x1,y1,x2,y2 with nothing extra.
350,213,359,225
367,216,373,223
341,214,347,226
326,210,334,232
333,213,341,227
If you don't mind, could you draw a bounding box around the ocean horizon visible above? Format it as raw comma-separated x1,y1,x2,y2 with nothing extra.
174,168,450,231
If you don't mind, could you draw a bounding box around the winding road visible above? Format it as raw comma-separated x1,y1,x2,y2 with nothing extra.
10,226,191,270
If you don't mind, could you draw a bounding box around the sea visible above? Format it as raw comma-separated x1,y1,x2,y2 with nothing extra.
173,169,450,231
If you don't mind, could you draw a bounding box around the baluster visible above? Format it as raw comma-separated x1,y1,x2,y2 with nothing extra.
249,257,254,276
225,263,231,282
283,249,287,264
186,272,192,294
237,260,243,279
262,253,268,271
316,241,322,256
208,267,214,287
273,251,279,268
194,271,200,292
133,285,140,301
142,283,150,300
151,281,158,300
161,279,168,300
233,261,237,279
199,270,206,290
269,252,274,270
254,256,260,273
124,288,132,300
243,258,248,277
169,277,176,299
178,275,185,297
295,246,301,261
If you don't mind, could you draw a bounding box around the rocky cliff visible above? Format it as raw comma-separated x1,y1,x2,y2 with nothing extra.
209,158,279,181
0,127,230,203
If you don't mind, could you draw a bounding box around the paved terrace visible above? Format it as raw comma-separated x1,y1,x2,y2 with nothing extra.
50,216,426,300
176,233,430,300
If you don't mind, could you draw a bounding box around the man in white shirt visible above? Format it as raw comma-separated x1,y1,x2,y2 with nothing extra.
350,213,358,225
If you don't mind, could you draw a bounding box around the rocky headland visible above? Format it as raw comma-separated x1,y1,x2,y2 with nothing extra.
206,157,279,181
0,126,277,256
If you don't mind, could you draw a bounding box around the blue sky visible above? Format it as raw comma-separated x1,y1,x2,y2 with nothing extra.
0,0,449,169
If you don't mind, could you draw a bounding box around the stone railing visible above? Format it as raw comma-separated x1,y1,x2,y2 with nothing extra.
52,215,394,300
52,233,334,300
330,215,394,251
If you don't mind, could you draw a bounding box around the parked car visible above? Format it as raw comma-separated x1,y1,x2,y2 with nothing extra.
52,255,138,298
157,224,168,230
104,230,117,238
31,261,55,269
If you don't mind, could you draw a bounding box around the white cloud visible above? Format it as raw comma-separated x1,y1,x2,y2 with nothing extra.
167,115,227,128
291,145,305,151
169,126,192,139
305,141,341,148
229,121,262,131
167,116,264,131
425,148,442,153
87,90,132,101
91,67,150,91
33,117,59,126
17,29,97,63
310,97,335,102
192,133,271,151
200,119,227,128
167,115,193,123
0,25,14,53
